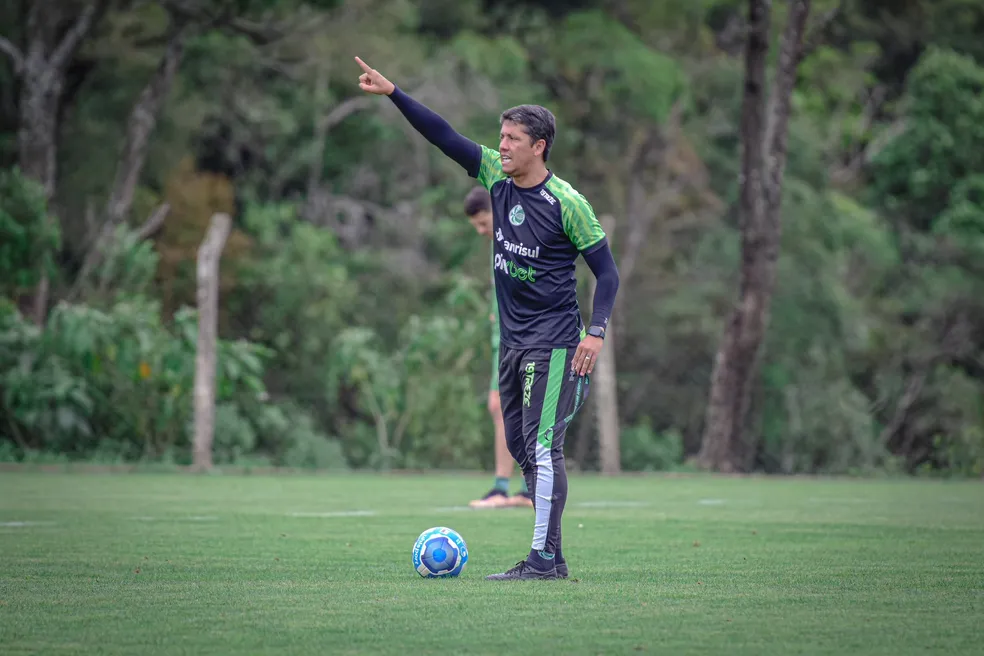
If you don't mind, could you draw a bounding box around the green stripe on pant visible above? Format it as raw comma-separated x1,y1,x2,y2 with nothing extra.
498,345,589,560
536,348,568,449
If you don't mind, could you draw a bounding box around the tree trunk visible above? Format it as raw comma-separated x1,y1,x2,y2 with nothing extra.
19,69,59,325
698,0,812,472
593,215,621,474
193,213,232,471
17,63,59,200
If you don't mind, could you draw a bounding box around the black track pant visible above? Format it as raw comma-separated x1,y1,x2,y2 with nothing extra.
498,345,590,555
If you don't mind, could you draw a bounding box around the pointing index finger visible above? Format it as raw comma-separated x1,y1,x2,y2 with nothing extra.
354,56,373,74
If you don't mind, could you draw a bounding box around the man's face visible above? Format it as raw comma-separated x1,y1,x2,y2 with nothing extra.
499,120,544,176
468,209,493,237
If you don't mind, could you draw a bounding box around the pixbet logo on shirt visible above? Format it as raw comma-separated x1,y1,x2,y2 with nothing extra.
495,228,538,283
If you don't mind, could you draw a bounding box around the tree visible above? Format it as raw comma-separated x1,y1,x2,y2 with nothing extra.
1,0,326,319
0,0,110,322
0,1,109,198
697,0,814,472
866,47,984,474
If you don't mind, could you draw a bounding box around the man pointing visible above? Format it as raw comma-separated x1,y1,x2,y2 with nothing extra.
355,56,620,580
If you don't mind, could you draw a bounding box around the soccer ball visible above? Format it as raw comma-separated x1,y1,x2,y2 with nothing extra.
412,526,468,578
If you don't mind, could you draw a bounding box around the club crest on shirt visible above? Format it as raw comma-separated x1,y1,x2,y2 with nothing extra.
508,203,526,226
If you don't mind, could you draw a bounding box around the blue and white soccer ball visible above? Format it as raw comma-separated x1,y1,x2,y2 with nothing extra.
412,526,468,578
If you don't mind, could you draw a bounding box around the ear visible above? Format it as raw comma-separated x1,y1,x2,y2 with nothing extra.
534,139,546,158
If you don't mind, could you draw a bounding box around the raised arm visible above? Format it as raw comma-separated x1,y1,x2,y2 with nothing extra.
388,87,482,177
355,56,481,177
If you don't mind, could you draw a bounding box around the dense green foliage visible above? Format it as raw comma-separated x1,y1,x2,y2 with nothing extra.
0,169,60,297
1,0,983,475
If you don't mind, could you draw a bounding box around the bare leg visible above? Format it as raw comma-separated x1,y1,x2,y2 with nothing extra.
469,390,515,508
490,390,513,479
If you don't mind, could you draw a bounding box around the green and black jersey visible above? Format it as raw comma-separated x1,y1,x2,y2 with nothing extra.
475,146,607,349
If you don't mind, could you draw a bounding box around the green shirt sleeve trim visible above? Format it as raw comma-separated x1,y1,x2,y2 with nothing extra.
477,145,507,191
547,179,606,251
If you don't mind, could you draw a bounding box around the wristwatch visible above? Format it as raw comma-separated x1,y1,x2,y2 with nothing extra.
587,325,606,339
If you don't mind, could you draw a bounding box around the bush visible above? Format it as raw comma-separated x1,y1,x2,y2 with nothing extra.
212,403,258,465
0,296,272,463
328,277,489,470
249,401,349,470
0,167,61,297
620,418,684,472
281,421,348,471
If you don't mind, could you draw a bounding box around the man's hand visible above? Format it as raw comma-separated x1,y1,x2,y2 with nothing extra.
572,335,603,377
354,56,395,96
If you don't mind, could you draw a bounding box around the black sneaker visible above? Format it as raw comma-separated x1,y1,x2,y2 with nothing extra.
556,557,568,579
485,559,559,580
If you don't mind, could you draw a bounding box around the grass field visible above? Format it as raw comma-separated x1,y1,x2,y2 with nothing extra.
0,471,981,655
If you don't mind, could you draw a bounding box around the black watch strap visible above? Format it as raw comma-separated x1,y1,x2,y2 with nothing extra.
587,325,606,339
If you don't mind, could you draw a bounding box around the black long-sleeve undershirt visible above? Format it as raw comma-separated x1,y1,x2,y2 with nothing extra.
388,86,482,177
582,241,620,331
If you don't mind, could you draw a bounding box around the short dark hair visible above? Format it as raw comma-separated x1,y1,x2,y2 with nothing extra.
500,105,556,162
463,186,491,217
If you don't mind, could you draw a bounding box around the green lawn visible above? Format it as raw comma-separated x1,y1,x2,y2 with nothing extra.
0,471,981,655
